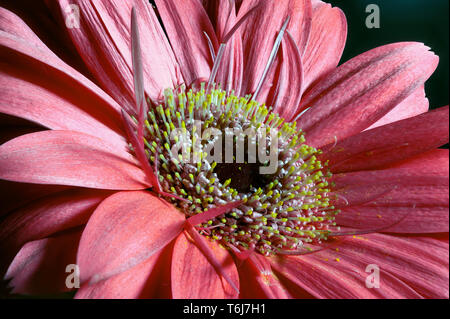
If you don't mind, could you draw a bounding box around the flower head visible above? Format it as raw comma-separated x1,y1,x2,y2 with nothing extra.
0,0,448,299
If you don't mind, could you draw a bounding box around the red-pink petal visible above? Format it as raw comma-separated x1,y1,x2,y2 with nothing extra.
0,188,110,276
155,0,217,86
213,0,244,95
171,232,239,299
270,31,303,121
0,8,125,145
5,228,82,294
75,246,167,299
0,67,126,148
0,130,149,189
367,85,429,130
77,191,184,284
0,125,44,145
55,0,181,112
301,0,347,90
271,233,448,298
333,149,449,233
238,0,312,98
237,254,293,298
298,42,439,148
322,106,449,172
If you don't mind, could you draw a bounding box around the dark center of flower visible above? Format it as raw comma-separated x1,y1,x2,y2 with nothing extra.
138,84,338,256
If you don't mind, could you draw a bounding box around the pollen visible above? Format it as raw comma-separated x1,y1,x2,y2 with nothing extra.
136,84,337,256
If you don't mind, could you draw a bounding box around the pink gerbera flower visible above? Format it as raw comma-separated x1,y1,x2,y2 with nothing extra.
0,0,448,299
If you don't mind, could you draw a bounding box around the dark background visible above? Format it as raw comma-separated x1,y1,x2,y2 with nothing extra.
328,0,449,110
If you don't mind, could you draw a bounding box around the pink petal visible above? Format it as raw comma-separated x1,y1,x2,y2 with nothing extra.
367,85,429,130
333,149,449,233
301,0,347,90
0,8,125,147
270,31,303,121
0,188,111,276
298,42,439,148
56,0,181,112
237,254,293,298
2,2,91,74
75,246,168,299
322,106,449,172
0,125,44,145
238,0,312,98
271,233,449,298
77,191,184,285
0,67,126,148
5,228,82,294
213,0,244,95
155,0,217,86
171,232,239,299
0,130,149,189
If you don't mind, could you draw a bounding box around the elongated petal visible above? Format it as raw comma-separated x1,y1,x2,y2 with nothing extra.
301,1,347,90
271,234,449,298
0,66,125,148
213,0,244,95
56,0,181,112
155,0,217,86
0,188,110,276
75,246,167,299
0,8,125,145
0,180,68,217
5,229,82,294
333,149,449,233
367,86,429,130
77,191,184,284
237,254,293,298
171,232,238,299
0,130,149,189
2,1,91,74
238,0,311,98
297,42,439,148
270,32,303,121
322,106,449,172
0,125,44,145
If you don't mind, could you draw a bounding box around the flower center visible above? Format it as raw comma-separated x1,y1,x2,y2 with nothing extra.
139,84,338,256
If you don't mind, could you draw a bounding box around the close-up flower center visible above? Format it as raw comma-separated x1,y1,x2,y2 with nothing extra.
136,84,338,256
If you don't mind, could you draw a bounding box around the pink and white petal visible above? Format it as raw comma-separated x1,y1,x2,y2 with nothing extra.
0,9,125,145
301,0,347,90
271,234,448,298
322,106,449,172
0,188,111,276
297,42,439,148
270,32,303,121
56,0,181,112
75,246,167,299
77,191,184,285
155,0,217,87
171,232,239,299
0,130,149,189
5,228,82,294
333,149,449,233
367,86,429,130
238,0,312,97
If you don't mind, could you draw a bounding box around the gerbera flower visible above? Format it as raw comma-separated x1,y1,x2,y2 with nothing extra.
0,0,448,299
